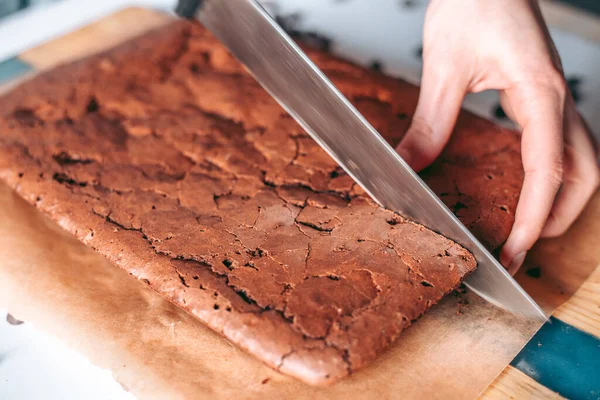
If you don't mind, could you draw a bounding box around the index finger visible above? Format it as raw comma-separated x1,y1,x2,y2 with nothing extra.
500,81,565,272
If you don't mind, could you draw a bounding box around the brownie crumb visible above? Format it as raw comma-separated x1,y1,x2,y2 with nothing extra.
6,313,23,325
414,45,423,60
369,60,383,72
525,266,541,279
453,283,468,297
298,32,332,52
273,11,303,35
456,298,470,316
566,76,582,103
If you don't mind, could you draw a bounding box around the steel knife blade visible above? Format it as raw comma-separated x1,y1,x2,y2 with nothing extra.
176,0,547,321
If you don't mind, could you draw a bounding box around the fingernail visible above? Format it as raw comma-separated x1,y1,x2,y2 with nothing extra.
508,251,527,275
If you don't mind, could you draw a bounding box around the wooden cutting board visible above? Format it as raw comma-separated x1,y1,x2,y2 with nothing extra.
0,6,598,399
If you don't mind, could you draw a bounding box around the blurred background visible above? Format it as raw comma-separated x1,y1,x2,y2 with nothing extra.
1,0,598,21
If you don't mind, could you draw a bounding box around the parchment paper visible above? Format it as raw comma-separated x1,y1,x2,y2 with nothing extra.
0,6,599,399
2,184,598,399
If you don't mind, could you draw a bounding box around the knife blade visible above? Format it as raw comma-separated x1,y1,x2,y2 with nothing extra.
175,0,547,321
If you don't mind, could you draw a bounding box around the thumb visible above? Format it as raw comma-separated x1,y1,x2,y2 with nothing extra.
396,68,468,171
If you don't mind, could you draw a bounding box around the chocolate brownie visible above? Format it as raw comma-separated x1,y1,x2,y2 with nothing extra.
0,21,522,385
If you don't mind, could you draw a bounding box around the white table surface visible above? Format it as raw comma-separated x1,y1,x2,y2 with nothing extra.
1,1,599,399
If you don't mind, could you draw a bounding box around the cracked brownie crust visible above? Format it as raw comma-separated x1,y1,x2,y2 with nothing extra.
0,21,523,385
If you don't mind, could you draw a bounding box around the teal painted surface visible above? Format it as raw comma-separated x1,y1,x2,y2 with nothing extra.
0,57,32,85
511,317,600,400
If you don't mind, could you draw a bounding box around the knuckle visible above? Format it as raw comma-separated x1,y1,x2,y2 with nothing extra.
409,116,435,142
546,167,564,189
513,216,537,235
526,162,564,190
549,156,565,183
522,65,567,101
408,118,440,158
509,220,540,248
403,117,442,169
543,67,568,97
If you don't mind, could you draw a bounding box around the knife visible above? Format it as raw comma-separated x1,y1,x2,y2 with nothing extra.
175,0,547,321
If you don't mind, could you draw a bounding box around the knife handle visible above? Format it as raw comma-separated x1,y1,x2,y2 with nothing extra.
175,0,204,18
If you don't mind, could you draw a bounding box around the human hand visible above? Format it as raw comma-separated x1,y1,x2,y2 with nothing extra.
396,0,599,273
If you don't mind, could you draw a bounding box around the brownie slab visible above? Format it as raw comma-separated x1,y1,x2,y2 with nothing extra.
0,21,522,385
